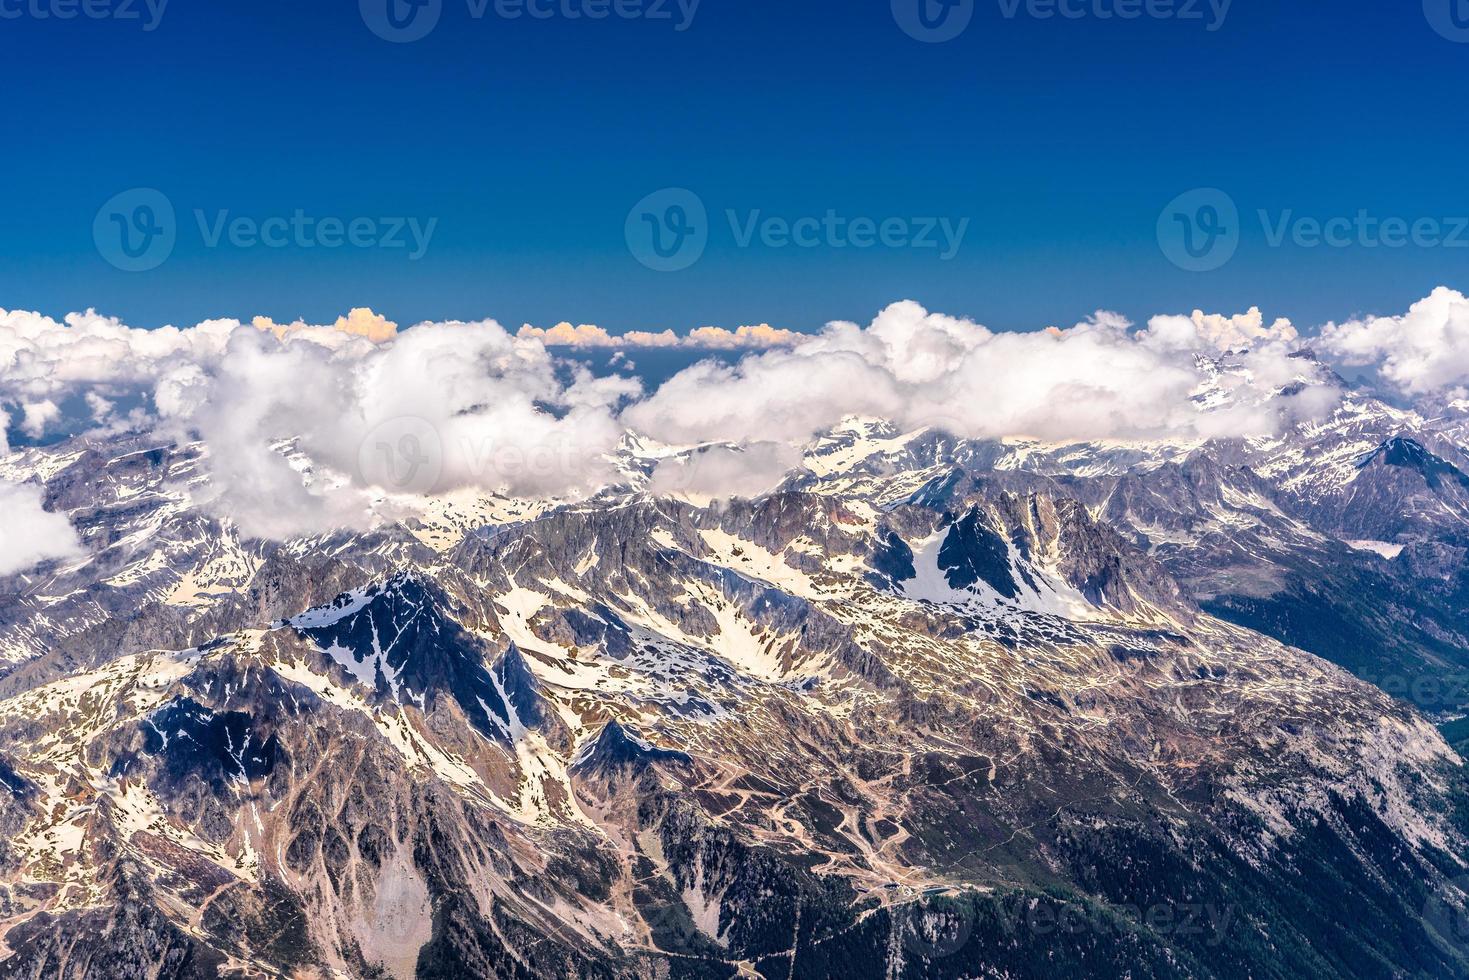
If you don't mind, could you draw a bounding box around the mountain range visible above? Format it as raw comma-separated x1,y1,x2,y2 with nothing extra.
2,347,1469,978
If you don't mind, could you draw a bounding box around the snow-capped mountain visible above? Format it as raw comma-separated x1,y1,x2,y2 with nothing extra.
1,372,1469,978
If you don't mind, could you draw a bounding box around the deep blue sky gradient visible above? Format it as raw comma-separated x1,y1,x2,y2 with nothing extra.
1,0,1465,334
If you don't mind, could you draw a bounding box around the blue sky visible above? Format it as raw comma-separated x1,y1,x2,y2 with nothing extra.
1,0,1465,335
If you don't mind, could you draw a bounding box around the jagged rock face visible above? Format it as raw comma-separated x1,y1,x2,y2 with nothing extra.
571,720,693,783
1326,436,1469,540
287,574,532,744
800,397,1469,714
1,408,1468,977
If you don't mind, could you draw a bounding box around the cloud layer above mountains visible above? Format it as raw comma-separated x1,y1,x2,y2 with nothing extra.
0,481,84,577
625,303,1327,454
517,321,802,350
1,287,1466,549
1319,286,1469,396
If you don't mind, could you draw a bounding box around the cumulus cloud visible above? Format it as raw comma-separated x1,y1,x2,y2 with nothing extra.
621,330,681,348
625,300,1330,449
647,442,804,500
6,290,1421,540
1317,286,1469,395
0,308,236,405
1142,307,1298,354
518,321,801,351
19,401,60,439
158,319,641,538
0,306,394,425
0,481,84,577
251,307,398,345
0,307,641,537
84,391,115,422
684,324,802,350
516,322,620,348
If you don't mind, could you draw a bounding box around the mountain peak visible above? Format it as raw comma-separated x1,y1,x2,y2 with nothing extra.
1360,435,1469,490
287,575,526,742
570,720,691,779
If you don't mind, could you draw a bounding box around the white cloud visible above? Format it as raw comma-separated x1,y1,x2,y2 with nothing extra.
19,401,60,439
518,321,801,351
625,300,1328,449
0,306,396,445
1142,307,1298,353
160,319,641,538
621,329,682,348
516,322,621,348
684,324,802,350
0,308,234,407
251,308,399,344
84,391,115,422
647,442,803,500
0,292,1392,539
0,481,84,577
1317,286,1469,395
